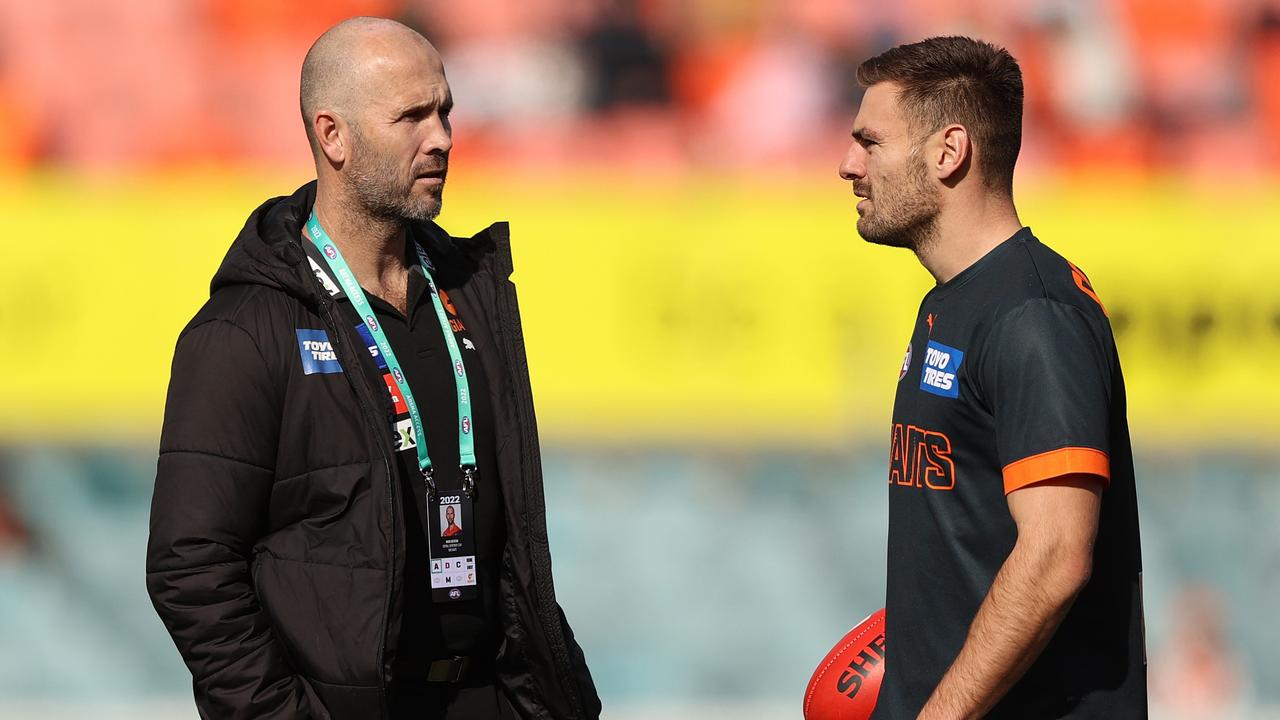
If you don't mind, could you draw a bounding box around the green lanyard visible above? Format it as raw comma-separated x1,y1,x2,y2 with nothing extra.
306,212,477,497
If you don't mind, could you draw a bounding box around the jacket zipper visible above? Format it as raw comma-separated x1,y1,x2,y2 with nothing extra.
320,300,399,720
493,279,585,718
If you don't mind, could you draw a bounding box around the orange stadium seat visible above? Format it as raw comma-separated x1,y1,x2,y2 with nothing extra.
1252,25,1280,163
1118,0,1237,112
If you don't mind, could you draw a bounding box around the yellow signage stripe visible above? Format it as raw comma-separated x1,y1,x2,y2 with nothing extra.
1,170,1275,447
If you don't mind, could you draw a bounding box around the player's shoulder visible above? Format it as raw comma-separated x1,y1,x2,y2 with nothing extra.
971,233,1120,393
177,283,311,369
995,229,1111,324
185,283,290,334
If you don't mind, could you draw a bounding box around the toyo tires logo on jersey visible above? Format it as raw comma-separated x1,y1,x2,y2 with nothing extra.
920,340,964,398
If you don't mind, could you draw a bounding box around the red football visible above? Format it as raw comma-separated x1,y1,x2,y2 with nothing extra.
803,608,886,720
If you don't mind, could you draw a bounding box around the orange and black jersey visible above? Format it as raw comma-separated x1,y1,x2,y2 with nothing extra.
872,229,1147,719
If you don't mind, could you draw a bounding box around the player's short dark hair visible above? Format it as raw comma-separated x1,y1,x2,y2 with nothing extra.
857,36,1023,193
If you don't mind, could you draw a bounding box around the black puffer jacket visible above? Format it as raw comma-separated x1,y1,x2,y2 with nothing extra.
146,182,601,720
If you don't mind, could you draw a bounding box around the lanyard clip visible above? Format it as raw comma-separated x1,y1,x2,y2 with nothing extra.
462,466,477,500
423,467,437,502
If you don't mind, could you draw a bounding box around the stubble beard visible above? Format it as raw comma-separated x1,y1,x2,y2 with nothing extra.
856,152,940,254
345,129,445,224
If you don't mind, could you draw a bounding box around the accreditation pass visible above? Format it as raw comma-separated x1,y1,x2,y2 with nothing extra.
428,491,478,602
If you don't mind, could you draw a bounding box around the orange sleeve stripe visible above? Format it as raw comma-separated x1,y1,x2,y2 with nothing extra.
1002,447,1110,494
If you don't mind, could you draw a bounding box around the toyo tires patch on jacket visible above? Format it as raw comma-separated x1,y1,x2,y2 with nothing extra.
296,329,343,375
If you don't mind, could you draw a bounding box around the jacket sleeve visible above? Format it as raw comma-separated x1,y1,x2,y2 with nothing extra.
146,318,327,720
557,603,603,719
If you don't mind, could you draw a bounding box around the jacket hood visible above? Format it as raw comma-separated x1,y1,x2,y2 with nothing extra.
211,181,319,300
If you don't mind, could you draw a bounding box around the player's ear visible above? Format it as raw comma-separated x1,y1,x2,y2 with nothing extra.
314,110,348,166
935,124,969,182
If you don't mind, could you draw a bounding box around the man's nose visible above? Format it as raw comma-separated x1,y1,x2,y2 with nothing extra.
421,115,452,155
839,144,865,181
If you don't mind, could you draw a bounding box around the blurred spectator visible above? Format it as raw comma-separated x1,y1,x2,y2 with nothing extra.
696,31,839,167
438,39,587,126
411,0,589,129
578,0,672,110
1151,584,1250,719
0,75,40,172
0,486,30,561
1248,0,1280,162
1031,1,1146,170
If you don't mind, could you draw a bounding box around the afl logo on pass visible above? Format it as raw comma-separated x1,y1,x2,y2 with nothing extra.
920,340,964,398
323,244,338,259
366,315,379,332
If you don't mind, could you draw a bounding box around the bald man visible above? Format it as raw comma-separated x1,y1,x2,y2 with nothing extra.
147,18,601,720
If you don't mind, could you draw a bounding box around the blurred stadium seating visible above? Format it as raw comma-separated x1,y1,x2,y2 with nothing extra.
3,0,1280,174
1,1,1278,718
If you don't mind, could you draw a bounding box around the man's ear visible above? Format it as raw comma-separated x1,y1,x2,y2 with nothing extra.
314,110,348,166
934,124,970,182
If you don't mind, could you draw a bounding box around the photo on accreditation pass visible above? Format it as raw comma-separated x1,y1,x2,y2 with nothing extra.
440,502,463,538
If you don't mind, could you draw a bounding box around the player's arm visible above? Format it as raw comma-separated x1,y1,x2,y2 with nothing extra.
919,295,1117,719
146,318,328,719
917,474,1102,719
